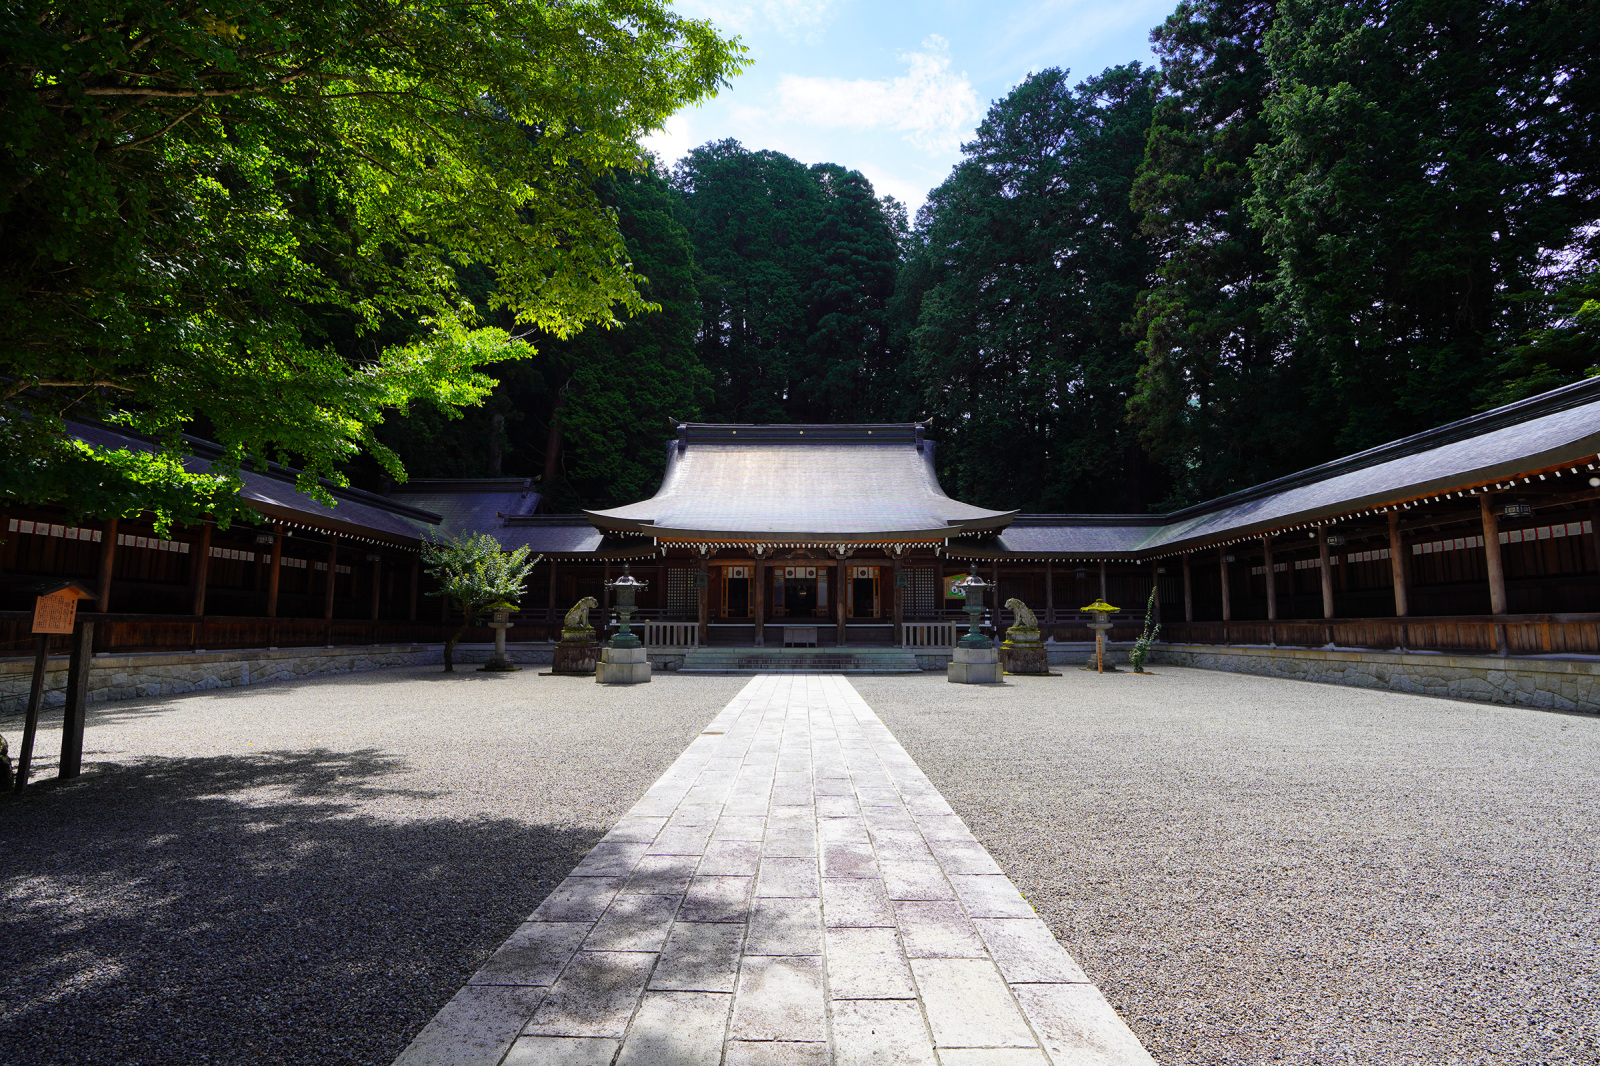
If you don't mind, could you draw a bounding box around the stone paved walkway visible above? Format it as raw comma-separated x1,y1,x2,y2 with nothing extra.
394,675,1156,1066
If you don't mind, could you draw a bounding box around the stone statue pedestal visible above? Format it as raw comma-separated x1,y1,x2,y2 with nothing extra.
596,645,652,685
553,636,599,675
947,645,1003,684
1001,625,1047,674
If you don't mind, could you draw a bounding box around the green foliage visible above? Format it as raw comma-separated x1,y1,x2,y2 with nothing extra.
901,65,1162,512
421,532,540,671
672,141,907,423
1,0,743,526
1127,1,1319,508
1246,0,1598,453
1130,585,1161,672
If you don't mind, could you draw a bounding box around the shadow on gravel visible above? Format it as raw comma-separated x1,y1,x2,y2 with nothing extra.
0,750,599,1066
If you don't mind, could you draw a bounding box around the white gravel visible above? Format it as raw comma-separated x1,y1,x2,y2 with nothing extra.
0,667,747,1066
854,667,1600,1066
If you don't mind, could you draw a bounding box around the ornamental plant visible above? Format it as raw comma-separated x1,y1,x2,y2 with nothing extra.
422,533,540,672
1129,585,1161,673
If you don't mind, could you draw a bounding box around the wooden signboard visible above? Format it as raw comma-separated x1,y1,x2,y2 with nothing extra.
31,587,80,634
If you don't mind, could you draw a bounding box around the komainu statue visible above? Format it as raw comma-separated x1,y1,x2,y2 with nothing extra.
1005,598,1039,630
561,596,599,643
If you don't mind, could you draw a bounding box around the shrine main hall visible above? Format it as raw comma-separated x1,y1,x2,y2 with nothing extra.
3,376,1599,710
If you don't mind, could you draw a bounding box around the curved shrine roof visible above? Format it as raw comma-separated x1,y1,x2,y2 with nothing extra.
586,423,1016,541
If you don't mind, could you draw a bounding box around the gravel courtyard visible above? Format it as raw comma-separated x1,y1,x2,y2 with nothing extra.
858,669,1600,1066
2,665,1597,1066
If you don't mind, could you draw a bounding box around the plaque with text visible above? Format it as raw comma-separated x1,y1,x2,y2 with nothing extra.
31,588,79,634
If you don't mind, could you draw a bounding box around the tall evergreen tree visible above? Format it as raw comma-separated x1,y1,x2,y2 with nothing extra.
901,65,1161,513
1248,0,1600,452
377,166,709,510
1127,0,1317,507
672,141,905,423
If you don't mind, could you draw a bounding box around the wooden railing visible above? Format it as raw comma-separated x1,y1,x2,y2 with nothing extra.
644,621,699,648
902,622,957,647
0,612,560,657
1159,613,1600,657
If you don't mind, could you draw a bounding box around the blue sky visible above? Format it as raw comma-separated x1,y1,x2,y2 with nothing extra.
644,0,1178,216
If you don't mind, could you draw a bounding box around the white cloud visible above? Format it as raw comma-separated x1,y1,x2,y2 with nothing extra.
641,112,697,168
773,36,979,154
674,0,841,40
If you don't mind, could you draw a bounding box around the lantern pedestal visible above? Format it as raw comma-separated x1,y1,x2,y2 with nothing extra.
596,645,652,685
480,608,521,672
947,645,1003,684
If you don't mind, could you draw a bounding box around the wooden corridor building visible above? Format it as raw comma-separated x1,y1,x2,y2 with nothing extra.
4,377,1599,662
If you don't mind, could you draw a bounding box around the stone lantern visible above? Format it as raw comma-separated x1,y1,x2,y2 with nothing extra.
947,574,1002,684
1081,598,1120,673
479,600,520,672
597,567,651,685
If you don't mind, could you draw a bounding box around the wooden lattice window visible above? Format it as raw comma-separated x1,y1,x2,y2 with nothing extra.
666,568,698,617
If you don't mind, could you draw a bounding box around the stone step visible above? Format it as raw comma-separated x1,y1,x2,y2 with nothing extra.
678,646,925,674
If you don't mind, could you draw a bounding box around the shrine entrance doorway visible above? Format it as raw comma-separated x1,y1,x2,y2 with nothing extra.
774,565,827,620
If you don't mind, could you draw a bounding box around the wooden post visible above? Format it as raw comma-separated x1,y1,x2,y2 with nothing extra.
547,560,559,622
14,635,49,792
1098,560,1107,601
369,554,382,621
190,521,212,617
891,556,904,646
95,517,118,612
1481,496,1507,615
836,556,848,647
936,560,945,621
408,557,419,622
1182,554,1193,622
323,536,340,620
753,556,766,646
1387,511,1409,617
603,562,613,611
1044,560,1054,624
1219,547,1232,622
59,619,95,779
1317,525,1334,619
265,528,284,618
1262,535,1277,620
696,558,709,646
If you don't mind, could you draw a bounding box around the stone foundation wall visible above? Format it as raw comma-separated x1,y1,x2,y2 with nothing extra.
1151,643,1600,713
0,643,558,714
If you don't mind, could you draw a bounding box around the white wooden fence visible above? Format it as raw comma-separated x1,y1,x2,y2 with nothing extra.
645,621,700,648
901,622,958,647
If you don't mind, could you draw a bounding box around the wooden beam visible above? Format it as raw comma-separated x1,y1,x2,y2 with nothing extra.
891,556,904,646
369,554,382,620
265,528,284,618
408,556,419,621
1317,525,1334,619
1387,511,1409,617
1262,535,1277,621
95,517,118,613
1044,560,1054,623
753,556,766,646
1480,495,1507,615
323,536,339,620
1218,547,1231,622
190,520,212,617
1182,553,1193,622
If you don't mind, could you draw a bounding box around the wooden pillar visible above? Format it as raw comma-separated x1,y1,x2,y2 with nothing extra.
753,556,767,646
836,556,848,647
1182,554,1193,622
1262,535,1277,621
408,557,419,621
891,556,904,646
265,528,283,618
369,553,382,621
1386,511,1409,617
603,562,613,611
190,520,213,617
323,536,340,620
1219,547,1232,622
59,619,95,779
697,560,711,646
1098,560,1108,601
95,517,118,612
547,560,559,621
1317,525,1334,619
1044,560,1054,624
1481,496,1507,615
936,560,945,619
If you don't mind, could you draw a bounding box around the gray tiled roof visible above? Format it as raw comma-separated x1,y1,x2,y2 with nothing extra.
386,479,539,539
948,377,1600,558
587,426,1015,539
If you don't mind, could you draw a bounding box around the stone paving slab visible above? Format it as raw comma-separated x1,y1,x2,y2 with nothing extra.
394,675,1156,1066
